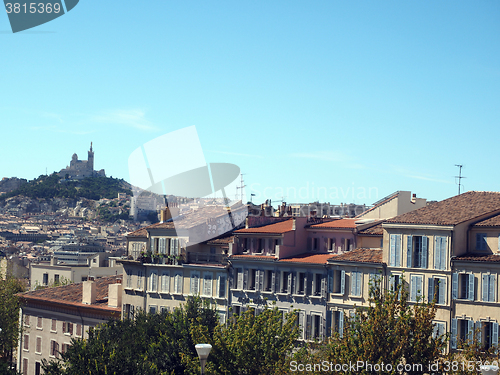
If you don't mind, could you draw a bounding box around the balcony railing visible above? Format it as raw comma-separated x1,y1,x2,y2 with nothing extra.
187,252,228,264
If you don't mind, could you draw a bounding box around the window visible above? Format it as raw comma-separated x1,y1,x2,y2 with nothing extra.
476,233,488,251
36,337,42,354
24,315,30,327
256,238,264,253
410,275,423,302
61,343,71,354
433,322,446,339
159,238,167,254
296,272,306,295
37,316,43,329
43,273,48,286
249,269,257,290
331,310,344,338
174,272,183,294
126,272,132,288
51,319,57,332
190,272,200,295
407,235,428,268
76,324,82,337
35,362,41,375
149,305,157,314
202,273,213,296
137,271,144,290
23,334,29,350
149,271,158,292
306,313,324,340
389,274,401,292
313,274,325,297
428,277,446,305
451,319,474,349
264,270,274,292
327,238,336,252
63,322,73,335
234,268,243,290
482,274,496,302
477,321,499,350
161,272,170,293
312,238,319,251
217,273,226,298
389,234,401,267
452,273,475,301
50,340,59,357
54,274,60,284
328,269,345,294
281,271,293,294
23,359,28,375
350,271,362,297
434,236,447,270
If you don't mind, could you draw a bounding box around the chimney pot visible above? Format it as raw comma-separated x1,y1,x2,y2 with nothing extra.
82,279,97,305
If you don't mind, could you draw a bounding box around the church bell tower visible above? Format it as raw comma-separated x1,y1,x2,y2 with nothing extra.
88,142,94,172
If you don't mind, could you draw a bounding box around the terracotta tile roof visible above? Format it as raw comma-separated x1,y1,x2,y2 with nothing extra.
308,219,358,229
473,214,500,227
19,275,121,311
453,253,500,263
328,248,383,264
235,219,295,234
230,254,277,261
207,234,235,245
279,252,335,264
386,191,500,226
126,227,148,237
357,222,384,236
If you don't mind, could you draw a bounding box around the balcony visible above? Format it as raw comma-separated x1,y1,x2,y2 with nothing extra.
187,252,228,265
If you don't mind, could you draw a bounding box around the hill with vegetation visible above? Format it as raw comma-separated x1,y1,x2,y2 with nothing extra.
0,174,132,201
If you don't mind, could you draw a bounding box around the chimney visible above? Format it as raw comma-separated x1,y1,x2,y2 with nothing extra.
411,193,417,204
292,218,296,230
82,277,96,305
160,204,180,223
50,256,57,266
108,281,122,308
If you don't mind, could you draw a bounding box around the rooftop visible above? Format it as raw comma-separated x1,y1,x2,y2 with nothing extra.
453,253,500,263
308,218,358,229
19,275,121,312
357,222,384,236
235,219,295,234
473,214,500,227
386,191,500,226
280,252,335,264
328,248,383,264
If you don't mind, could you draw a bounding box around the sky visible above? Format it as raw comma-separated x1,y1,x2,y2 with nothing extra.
1,1,499,206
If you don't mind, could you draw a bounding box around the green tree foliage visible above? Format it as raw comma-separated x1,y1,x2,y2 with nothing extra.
0,174,131,201
42,296,219,375
0,274,25,372
300,275,447,374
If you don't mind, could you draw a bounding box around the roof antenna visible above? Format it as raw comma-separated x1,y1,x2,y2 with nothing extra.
455,164,466,195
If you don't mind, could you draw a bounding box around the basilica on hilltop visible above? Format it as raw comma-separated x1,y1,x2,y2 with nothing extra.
58,143,106,180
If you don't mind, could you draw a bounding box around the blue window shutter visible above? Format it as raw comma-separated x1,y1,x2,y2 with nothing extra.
428,278,435,303
357,272,362,296
410,276,417,302
441,237,447,270
326,310,332,337
490,275,496,302
482,274,489,301
390,235,396,266
351,273,356,295
417,276,423,300
422,236,428,269
434,237,440,270
339,310,344,338
467,320,474,342
468,274,475,301
475,321,482,345
452,273,458,300
328,270,334,293
492,322,499,348
395,235,401,266
439,278,446,305
407,235,413,268
340,270,345,295
451,318,458,349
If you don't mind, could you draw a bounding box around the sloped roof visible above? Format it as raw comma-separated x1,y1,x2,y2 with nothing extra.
308,219,358,229
386,191,500,226
207,234,235,245
473,214,500,227
328,248,383,264
279,252,335,264
229,254,277,261
19,275,121,312
357,222,384,236
235,219,295,234
453,253,500,263
126,227,148,238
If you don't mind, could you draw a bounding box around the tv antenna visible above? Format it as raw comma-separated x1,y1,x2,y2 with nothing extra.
236,173,246,201
455,164,466,195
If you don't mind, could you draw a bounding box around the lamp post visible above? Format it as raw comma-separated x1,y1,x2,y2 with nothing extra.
195,343,212,375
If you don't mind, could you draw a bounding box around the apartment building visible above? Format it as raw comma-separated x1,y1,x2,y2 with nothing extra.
17,275,122,375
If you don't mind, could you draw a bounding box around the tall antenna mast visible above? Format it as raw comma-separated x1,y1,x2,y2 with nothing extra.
455,164,466,195
236,173,246,201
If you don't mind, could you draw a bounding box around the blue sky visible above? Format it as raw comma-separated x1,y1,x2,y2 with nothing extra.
1,1,499,205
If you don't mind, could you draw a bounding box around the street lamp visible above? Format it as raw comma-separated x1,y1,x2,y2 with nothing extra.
195,343,212,375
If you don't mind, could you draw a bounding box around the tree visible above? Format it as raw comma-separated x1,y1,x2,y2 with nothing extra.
300,275,447,374
0,274,24,373
42,296,219,375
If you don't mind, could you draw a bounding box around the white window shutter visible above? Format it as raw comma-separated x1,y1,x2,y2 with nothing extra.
321,276,326,298
259,270,264,292
271,271,276,293
467,320,474,342
395,234,401,266
243,269,248,290
407,235,413,268
410,275,417,302
452,273,458,300
490,275,496,302
287,272,292,294
475,321,482,345
468,274,475,301
351,273,356,295
492,322,499,348
390,234,396,266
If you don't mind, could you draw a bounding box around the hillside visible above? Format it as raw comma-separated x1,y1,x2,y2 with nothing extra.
0,174,132,201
